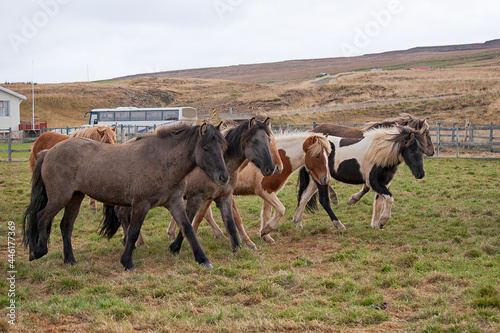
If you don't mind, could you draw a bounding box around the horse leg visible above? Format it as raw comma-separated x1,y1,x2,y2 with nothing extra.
349,184,370,205
31,201,65,261
232,199,257,250
167,217,178,240
169,196,204,253
371,194,385,229
215,196,241,251
88,197,97,211
378,194,394,229
120,204,149,271
60,192,85,265
293,176,318,229
167,198,211,267
328,185,339,205
199,203,228,240
317,183,346,230
260,193,286,244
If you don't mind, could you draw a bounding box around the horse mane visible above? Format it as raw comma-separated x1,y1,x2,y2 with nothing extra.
306,134,332,156
70,126,117,144
360,113,428,132
155,123,226,149
364,126,426,167
224,119,270,157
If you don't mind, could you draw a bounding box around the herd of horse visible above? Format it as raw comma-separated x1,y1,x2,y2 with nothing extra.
22,114,433,270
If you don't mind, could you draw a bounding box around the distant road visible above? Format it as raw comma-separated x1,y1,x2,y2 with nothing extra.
266,95,461,115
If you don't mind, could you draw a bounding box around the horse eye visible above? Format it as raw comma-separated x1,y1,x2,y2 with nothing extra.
316,154,320,159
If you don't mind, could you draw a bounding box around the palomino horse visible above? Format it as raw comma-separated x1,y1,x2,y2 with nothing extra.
311,114,434,206
167,131,332,249
129,118,283,249
294,125,426,230
163,117,277,254
28,126,117,211
23,123,229,271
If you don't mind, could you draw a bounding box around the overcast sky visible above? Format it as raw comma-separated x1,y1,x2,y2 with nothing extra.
1,0,499,83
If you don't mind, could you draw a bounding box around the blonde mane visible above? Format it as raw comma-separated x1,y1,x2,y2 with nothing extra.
363,127,405,167
360,113,428,133
307,134,332,156
70,126,117,144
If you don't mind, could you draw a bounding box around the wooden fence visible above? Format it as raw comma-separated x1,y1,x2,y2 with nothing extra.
1,122,499,161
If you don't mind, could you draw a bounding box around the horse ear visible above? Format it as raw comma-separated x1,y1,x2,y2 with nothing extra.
264,117,271,127
216,121,223,131
97,128,105,135
325,133,328,138
249,117,256,129
200,123,207,136
405,132,415,147
112,126,117,132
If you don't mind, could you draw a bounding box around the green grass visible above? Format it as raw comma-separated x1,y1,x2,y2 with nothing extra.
0,142,32,161
0,158,499,332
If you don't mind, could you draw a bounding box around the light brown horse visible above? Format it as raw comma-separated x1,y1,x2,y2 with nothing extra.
28,126,117,210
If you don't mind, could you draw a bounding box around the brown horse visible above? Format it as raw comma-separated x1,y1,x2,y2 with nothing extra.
23,123,229,270
311,113,434,205
28,126,117,211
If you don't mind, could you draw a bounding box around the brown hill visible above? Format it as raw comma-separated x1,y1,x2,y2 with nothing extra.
110,39,500,83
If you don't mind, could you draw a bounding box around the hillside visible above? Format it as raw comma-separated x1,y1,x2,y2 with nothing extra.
111,39,500,84
3,40,500,128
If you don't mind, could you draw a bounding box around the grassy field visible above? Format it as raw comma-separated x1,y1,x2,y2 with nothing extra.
0,157,499,332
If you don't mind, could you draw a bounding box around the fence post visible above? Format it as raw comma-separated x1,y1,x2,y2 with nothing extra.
490,122,494,152
8,127,12,162
436,122,440,158
313,121,317,128
451,123,455,143
456,127,460,158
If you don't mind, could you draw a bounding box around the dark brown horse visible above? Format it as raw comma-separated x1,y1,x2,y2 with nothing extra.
23,123,229,271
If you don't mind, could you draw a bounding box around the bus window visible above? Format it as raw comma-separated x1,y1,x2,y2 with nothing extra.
115,111,130,121
130,111,146,121
181,107,196,119
100,112,115,122
147,111,162,121
163,110,178,120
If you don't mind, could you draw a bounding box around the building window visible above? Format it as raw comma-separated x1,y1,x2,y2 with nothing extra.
0,101,10,117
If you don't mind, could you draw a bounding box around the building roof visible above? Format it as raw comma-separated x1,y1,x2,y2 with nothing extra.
0,86,27,100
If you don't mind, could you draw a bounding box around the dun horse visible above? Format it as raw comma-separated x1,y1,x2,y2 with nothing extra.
167,131,332,249
294,125,426,230
23,123,229,270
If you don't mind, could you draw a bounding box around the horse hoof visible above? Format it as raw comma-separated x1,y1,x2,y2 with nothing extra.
64,259,77,265
201,262,213,269
125,266,136,272
137,243,150,249
250,244,258,251
332,220,346,230
262,234,275,244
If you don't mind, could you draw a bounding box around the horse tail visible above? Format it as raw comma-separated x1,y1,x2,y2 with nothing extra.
297,166,318,213
99,205,120,239
22,150,49,250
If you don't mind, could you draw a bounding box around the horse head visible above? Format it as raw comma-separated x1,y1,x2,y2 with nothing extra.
195,123,229,186
302,134,331,185
240,117,276,177
398,126,426,179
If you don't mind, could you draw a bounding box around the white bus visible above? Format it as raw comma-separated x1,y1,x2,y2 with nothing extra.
84,106,197,127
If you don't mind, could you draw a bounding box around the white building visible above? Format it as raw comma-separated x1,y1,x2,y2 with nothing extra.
0,86,27,133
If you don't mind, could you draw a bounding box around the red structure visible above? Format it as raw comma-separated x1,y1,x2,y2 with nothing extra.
19,121,48,131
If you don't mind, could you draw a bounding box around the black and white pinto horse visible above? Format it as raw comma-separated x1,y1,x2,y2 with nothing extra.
294,125,426,230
